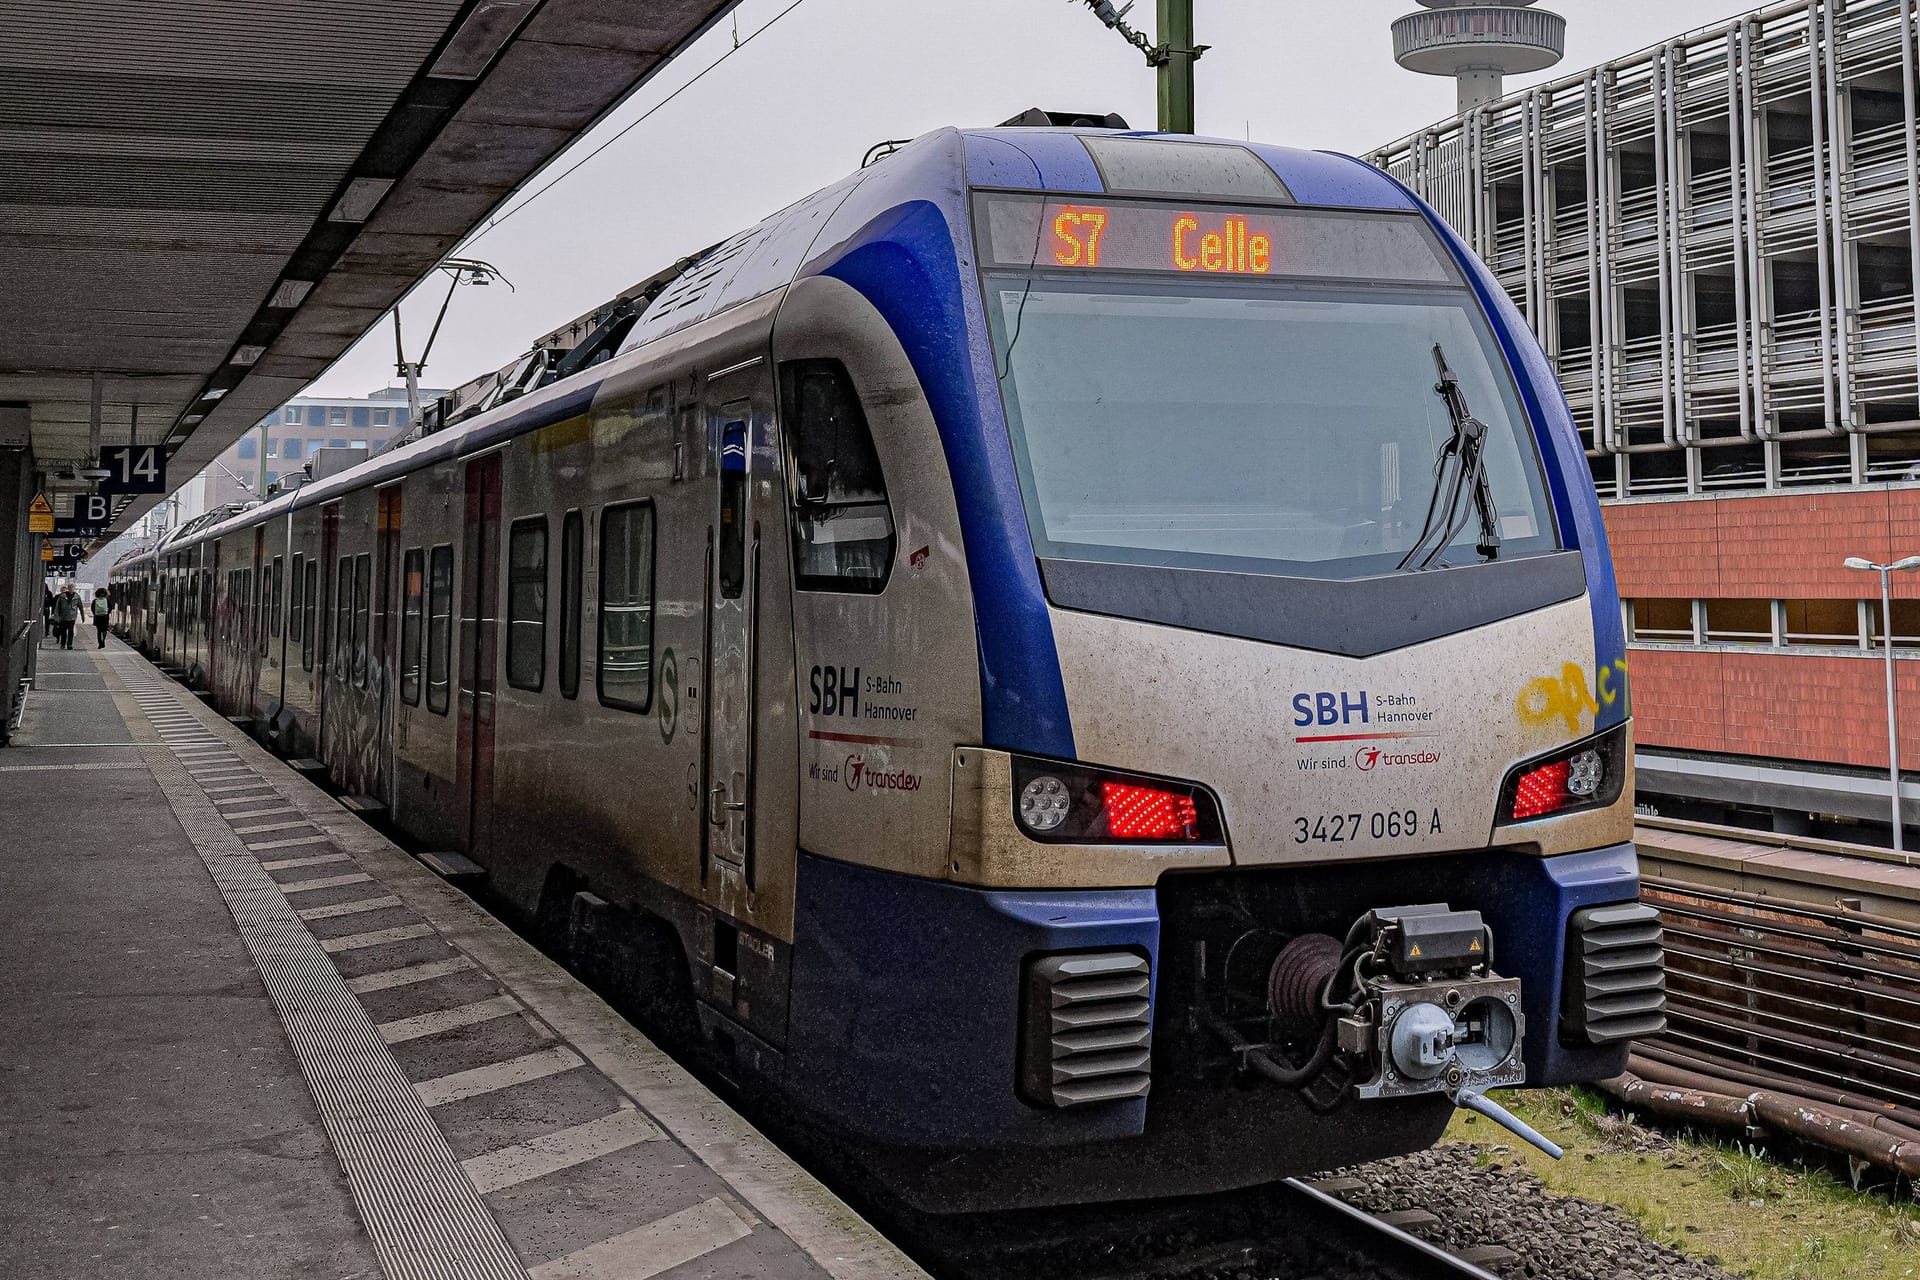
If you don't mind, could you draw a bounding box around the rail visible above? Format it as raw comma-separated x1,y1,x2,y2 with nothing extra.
1608,818,1920,1176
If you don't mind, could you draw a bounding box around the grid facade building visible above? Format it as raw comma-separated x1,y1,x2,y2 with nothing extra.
1373,0,1920,841
1371,0,1920,496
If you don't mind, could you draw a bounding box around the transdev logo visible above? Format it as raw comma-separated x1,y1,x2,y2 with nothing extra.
1355,745,1441,771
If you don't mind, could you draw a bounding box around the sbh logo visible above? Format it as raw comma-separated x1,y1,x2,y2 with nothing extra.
1293,691,1368,728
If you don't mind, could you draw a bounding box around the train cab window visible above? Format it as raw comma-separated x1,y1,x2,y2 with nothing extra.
352,552,371,688
559,510,582,700
506,517,548,692
270,557,284,639
598,502,655,712
427,544,453,715
400,548,424,706
779,359,894,593
334,557,352,675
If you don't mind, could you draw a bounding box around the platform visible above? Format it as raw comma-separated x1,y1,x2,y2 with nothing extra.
0,636,922,1280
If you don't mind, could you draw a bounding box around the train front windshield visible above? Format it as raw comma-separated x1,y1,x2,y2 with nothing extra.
977,194,1558,580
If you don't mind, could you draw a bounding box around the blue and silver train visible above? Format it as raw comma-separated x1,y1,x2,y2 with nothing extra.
113,124,1664,1209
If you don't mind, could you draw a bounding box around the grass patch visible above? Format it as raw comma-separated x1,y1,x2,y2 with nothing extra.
1444,1088,1920,1278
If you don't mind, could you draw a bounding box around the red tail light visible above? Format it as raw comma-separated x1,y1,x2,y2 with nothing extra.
1511,759,1572,819
1013,758,1223,844
1101,782,1200,841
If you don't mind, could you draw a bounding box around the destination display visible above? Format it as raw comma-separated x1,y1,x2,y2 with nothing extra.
978,194,1455,285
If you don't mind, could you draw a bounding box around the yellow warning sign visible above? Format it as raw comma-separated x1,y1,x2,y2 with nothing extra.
40,542,54,561
27,492,53,534
1407,944,1423,959
1469,938,1482,953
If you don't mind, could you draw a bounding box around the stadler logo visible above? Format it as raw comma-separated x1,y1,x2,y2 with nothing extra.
1355,745,1441,770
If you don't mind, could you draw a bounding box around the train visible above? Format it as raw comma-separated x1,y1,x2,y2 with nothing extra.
111,122,1665,1210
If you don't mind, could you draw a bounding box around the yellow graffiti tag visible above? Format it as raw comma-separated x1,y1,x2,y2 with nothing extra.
1517,662,1600,733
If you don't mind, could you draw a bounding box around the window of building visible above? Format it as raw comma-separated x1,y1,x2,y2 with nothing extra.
266,471,279,488
1631,598,1694,643
598,503,655,711
329,406,347,426
352,552,371,688
347,406,367,429
329,438,348,449
397,408,412,427
400,548,423,705
506,518,548,691
1703,598,1771,644
282,438,303,461
303,558,318,671
237,437,257,460
559,510,582,700
283,406,302,426
334,558,352,674
1785,599,1859,647
427,545,453,714
373,408,391,427
309,438,326,454
780,360,895,592
1869,599,1920,649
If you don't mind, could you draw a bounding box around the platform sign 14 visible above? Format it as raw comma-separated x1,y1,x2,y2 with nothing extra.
100,445,166,495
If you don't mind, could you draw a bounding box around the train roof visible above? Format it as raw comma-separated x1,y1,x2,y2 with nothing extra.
134,126,1412,562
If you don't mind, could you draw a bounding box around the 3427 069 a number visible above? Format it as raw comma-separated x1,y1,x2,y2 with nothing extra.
1292,809,1443,844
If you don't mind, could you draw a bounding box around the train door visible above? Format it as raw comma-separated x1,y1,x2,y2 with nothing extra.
373,486,401,804
701,365,799,896
456,453,502,858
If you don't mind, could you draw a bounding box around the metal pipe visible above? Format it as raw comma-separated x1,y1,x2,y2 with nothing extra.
1883,561,1903,850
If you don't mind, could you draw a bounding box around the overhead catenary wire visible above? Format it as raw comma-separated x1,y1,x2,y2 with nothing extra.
462,0,814,249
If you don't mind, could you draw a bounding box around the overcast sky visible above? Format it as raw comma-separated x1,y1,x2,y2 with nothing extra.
307,0,1761,401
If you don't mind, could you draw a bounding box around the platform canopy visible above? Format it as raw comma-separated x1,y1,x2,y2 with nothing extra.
2,0,739,543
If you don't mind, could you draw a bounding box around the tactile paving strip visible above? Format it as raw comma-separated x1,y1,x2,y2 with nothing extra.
113,666,527,1280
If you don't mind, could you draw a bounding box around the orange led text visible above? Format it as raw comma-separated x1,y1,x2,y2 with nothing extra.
1172,215,1272,275
1052,206,1109,267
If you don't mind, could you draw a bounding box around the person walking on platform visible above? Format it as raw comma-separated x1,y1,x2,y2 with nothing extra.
49,582,82,650
42,586,55,641
91,588,111,649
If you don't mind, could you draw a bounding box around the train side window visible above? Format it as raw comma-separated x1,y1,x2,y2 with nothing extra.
334,557,352,675
598,502,655,712
779,359,894,593
352,552,371,688
302,558,318,671
400,548,424,706
289,554,304,655
270,557,284,639
506,517,548,692
559,510,582,700
258,567,270,657
427,544,453,715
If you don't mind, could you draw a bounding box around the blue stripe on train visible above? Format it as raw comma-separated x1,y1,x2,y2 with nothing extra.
819,200,1076,758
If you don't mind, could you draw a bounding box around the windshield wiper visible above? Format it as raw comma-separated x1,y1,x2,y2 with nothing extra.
1395,343,1502,572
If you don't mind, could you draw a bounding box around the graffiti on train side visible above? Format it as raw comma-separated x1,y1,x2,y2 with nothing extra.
1516,659,1629,732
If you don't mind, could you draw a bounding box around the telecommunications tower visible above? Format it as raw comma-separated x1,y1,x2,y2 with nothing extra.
1392,1,1565,114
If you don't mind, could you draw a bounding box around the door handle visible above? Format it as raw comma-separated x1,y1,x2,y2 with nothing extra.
708,783,745,827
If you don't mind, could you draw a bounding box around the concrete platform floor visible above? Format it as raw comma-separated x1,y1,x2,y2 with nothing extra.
0,637,920,1280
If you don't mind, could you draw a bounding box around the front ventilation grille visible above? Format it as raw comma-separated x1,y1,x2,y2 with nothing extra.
1020,952,1152,1107
1562,902,1668,1046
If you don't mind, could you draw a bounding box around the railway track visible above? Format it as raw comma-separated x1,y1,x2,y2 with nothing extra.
895,1174,1507,1280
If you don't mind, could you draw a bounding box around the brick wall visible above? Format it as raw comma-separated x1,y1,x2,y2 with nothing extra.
1606,489,1920,771
1629,647,1920,770
1605,489,1920,600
